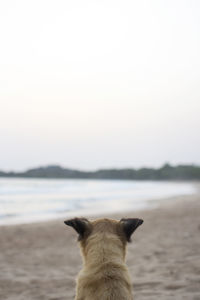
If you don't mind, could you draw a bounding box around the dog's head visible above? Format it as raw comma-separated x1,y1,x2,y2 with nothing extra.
64,217,143,260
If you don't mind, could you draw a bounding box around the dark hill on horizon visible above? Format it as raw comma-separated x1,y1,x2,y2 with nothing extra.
0,164,200,180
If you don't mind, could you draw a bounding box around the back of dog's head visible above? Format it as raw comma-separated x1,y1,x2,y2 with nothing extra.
64,217,143,261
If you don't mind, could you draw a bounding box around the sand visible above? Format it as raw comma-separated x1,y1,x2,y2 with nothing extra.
0,191,200,300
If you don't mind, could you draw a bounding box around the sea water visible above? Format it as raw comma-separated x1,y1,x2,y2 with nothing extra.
0,178,196,225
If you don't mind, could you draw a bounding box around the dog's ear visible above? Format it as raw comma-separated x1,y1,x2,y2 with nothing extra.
64,218,91,241
120,218,143,242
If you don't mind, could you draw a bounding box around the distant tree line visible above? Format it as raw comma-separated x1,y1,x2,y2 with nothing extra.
0,164,200,180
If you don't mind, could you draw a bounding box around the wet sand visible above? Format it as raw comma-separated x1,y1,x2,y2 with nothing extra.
0,192,200,300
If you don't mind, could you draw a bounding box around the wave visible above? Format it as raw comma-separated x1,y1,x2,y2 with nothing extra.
0,178,196,225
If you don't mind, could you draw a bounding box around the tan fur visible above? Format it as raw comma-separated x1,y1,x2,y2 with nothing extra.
75,218,133,300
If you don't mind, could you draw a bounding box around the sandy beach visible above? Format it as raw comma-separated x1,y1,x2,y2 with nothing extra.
0,191,200,300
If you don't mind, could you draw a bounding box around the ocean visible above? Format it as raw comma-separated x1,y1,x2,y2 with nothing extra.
0,178,196,225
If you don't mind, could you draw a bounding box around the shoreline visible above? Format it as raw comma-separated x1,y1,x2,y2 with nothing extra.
0,192,196,227
0,192,200,299
0,180,197,227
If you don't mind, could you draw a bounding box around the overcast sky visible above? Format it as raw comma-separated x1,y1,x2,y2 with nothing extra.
0,0,200,171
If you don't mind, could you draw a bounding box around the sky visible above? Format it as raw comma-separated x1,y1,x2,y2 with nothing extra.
0,0,200,171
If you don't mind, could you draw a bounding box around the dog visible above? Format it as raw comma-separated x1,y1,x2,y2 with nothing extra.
64,217,143,300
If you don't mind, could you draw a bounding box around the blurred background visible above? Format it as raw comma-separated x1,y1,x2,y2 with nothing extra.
0,0,200,224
